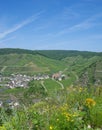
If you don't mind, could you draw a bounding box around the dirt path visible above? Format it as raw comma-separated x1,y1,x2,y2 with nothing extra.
1,66,7,72
40,81,47,92
55,80,64,89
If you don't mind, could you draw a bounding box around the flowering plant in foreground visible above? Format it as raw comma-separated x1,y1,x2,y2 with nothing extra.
85,98,96,108
0,126,6,130
0,86,102,130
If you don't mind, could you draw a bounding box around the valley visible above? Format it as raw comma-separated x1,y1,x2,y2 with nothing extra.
0,49,102,129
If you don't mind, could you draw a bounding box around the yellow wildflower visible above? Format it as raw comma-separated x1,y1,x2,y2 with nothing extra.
57,118,59,121
49,125,53,130
79,87,83,92
73,112,78,117
85,98,96,108
63,112,71,121
0,126,6,130
60,104,68,111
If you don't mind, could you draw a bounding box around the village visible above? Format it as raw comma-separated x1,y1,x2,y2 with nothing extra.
0,72,65,89
0,72,66,108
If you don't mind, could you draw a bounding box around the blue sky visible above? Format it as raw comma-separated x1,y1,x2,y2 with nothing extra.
0,0,102,51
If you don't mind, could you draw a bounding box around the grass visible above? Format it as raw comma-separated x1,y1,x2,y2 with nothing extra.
3,88,26,94
0,85,102,130
61,72,77,87
44,79,62,92
0,51,102,129
0,53,102,85
0,54,66,75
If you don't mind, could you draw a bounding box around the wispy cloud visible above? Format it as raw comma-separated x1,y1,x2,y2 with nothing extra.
62,7,80,20
55,13,102,36
0,36,16,48
0,11,42,39
0,36,16,44
31,12,102,44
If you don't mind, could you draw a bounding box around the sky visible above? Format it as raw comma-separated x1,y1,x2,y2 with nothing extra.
0,0,102,52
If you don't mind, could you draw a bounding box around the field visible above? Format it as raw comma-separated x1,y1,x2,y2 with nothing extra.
0,49,102,85
0,49,102,129
0,85,102,130
0,54,66,75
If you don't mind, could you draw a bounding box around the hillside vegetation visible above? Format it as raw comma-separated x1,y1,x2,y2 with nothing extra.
0,53,66,75
0,86,102,130
0,48,102,85
0,48,102,60
0,48,102,129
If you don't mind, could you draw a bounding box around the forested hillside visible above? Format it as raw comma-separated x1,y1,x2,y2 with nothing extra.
0,49,102,130
0,48,102,85
0,48,102,60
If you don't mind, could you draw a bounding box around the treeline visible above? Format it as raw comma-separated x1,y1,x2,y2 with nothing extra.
0,48,37,55
37,50,102,60
0,48,102,60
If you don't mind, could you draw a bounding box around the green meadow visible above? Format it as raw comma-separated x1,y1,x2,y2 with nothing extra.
0,86,102,130
0,49,102,129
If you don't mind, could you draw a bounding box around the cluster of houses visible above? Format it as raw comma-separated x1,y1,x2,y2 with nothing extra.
33,74,49,80
0,72,65,89
7,74,32,89
0,74,50,89
7,74,50,89
52,72,65,81
0,72,66,108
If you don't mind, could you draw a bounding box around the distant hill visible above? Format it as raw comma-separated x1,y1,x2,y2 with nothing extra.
0,49,66,75
0,48,102,60
0,48,102,85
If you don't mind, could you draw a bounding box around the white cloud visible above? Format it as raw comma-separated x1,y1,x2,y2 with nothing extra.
0,11,42,39
0,36,16,44
55,13,102,36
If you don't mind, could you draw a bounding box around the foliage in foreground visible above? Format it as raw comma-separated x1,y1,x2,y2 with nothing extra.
0,86,102,130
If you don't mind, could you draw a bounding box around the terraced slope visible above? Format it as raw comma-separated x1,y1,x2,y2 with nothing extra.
0,54,66,75
0,48,102,85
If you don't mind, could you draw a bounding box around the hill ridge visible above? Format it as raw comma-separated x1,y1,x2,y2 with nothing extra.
0,48,102,60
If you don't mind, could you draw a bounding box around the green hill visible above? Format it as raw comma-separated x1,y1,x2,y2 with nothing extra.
0,48,102,85
62,55,102,85
0,48,102,60
0,53,66,75
0,49,102,130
